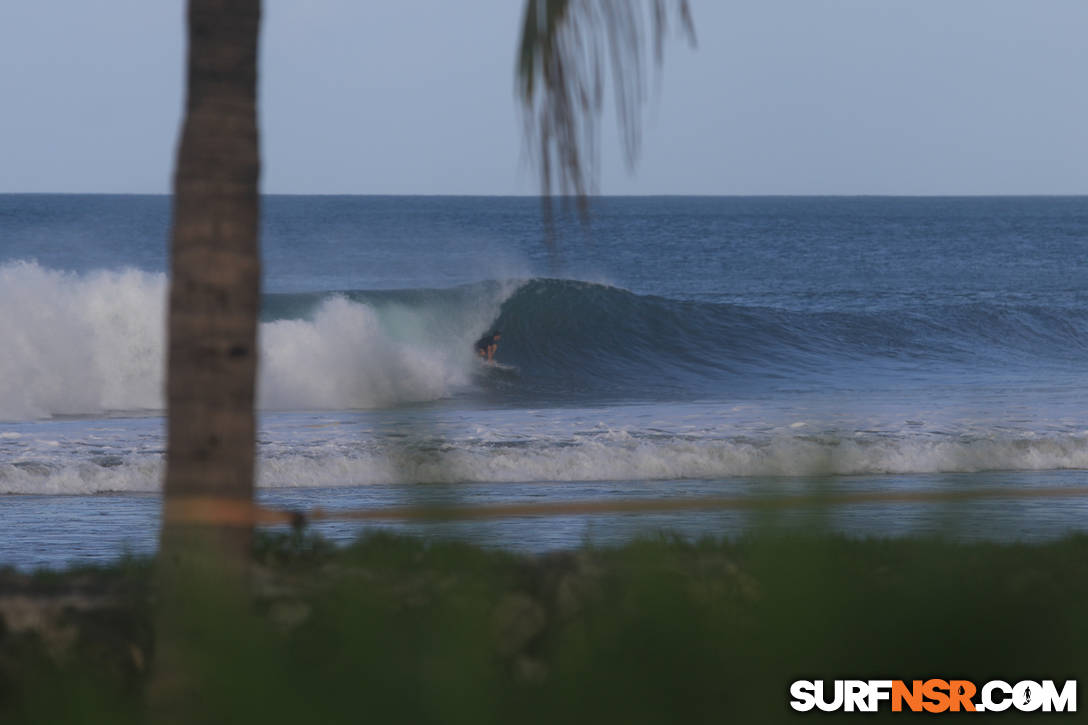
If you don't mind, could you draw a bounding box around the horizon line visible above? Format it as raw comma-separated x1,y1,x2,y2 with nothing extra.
3,192,1088,199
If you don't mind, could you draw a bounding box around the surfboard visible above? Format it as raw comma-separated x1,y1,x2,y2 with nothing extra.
478,360,519,375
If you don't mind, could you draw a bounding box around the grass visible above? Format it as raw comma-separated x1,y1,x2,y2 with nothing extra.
2,530,1086,723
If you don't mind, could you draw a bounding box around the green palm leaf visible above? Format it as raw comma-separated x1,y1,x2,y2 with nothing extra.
517,0,695,211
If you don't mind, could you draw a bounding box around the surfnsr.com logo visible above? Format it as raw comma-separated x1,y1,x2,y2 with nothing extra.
789,679,1076,713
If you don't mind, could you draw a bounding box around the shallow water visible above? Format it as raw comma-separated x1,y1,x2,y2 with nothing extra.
5,470,1088,570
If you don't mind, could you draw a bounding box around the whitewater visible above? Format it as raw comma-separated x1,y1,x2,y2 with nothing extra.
0,261,518,419
2,194,1088,567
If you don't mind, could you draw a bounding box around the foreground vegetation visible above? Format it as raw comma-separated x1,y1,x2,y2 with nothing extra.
2,530,1087,723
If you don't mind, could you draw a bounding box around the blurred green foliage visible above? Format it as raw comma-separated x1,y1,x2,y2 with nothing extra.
2,531,1086,723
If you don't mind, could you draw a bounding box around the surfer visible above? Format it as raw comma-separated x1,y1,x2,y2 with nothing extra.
474,331,502,363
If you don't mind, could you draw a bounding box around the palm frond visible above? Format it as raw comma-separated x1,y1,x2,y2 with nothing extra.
516,0,695,214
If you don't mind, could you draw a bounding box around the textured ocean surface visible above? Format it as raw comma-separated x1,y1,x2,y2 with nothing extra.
2,195,1087,568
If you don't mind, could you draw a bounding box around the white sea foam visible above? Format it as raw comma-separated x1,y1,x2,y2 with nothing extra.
0,262,166,420
4,431,1088,495
0,262,515,420
0,458,163,494
258,294,490,410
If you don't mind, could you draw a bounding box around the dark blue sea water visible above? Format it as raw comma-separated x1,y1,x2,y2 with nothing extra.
2,195,1088,568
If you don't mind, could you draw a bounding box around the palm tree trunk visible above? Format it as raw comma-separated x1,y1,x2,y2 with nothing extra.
153,0,261,718
161,0,261,572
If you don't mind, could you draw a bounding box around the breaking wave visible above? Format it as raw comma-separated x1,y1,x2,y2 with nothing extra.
5,429,1088,494
0,262,515,420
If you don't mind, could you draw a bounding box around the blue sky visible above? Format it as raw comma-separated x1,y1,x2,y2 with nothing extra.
1,0,1086,195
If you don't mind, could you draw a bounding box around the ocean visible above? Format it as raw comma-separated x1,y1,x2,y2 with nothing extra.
2,195,1088,569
